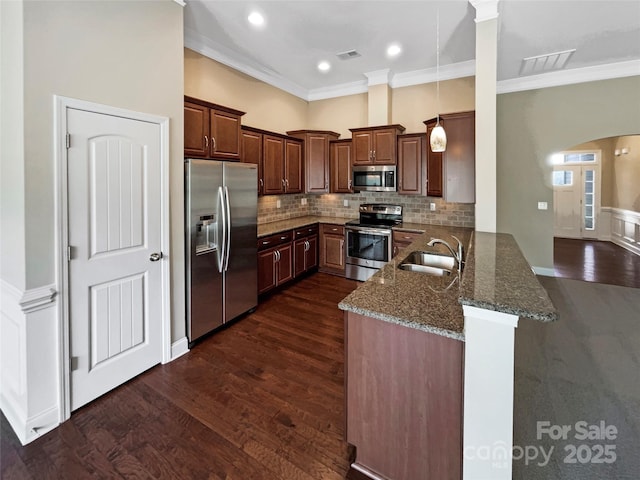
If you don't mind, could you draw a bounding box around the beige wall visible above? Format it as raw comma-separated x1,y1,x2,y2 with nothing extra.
612,135,640,211
307,93,368,138
22,0,185,339
497,76,640,269
392,77,476,133
184,49,308,135
0,0,26,289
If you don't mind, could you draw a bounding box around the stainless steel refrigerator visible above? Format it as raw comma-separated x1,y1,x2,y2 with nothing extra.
185,159,258,343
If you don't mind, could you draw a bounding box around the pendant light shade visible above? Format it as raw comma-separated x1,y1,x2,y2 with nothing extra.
431,9,446,153
430,121,447,152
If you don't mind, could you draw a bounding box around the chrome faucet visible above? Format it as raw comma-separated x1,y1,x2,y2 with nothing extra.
426,235,464,273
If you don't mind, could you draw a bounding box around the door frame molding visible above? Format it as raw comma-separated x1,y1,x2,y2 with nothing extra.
54,95,171,422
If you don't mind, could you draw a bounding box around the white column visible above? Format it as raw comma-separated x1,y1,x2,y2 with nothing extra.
463,305,518,480
470,0,499,232
364,69,392,126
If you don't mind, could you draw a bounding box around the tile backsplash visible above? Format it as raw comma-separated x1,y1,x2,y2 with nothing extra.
258,192,475,228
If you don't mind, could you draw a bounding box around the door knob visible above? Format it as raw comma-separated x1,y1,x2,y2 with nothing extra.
149,252,163,262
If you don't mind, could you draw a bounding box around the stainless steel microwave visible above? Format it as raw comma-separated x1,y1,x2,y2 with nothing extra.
352,165,397,192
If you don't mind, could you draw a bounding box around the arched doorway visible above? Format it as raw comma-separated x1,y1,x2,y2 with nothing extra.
552,135,640,287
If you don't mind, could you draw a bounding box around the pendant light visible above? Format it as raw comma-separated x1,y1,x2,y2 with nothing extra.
430,9,447,153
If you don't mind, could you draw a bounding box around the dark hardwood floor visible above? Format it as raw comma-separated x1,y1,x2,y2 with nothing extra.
1,273,359,480
553,237,640,288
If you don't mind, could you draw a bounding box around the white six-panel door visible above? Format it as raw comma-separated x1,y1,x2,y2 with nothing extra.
66,108,163,410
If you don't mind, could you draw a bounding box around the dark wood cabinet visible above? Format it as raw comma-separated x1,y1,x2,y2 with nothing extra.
425,122,444,197
287,130,340,194
257,231,294,294
184,96,244,160
293,225,319,277
392,230,423,257
260,134,303,195
262,135,285,195
349,125,405,166
241,127,263,194
346,312,463,479
330,139,353,193
284,139,303,194
184,102,210,157
319,224,345,276
424,111,475,203
397,134,426,195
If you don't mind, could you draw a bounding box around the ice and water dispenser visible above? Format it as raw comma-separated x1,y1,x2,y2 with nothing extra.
195,214,218,255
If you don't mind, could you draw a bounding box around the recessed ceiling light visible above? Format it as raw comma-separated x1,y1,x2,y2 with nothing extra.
247,11,265,26
387,43,402,57
317,61,331,72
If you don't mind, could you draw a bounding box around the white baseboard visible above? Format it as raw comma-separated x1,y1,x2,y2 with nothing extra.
532,266,555,277
169,337,189,362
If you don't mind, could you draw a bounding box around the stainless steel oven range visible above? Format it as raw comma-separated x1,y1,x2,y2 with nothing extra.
345,204,402,281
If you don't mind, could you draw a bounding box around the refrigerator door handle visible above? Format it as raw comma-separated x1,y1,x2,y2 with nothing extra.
223,185,232,272
217,186,225,273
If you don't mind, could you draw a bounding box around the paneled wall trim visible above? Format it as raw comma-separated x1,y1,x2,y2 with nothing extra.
1,280,60,445
605,207,640,256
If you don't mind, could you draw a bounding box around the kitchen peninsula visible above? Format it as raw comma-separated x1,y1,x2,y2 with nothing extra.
339,228,557,480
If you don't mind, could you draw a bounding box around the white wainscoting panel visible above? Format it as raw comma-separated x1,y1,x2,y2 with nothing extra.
607,208,640,256
0,280,60,445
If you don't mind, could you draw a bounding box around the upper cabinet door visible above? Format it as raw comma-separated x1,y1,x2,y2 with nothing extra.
263,135,285,195
372,129,396,165
241,128,263,195
284,139,303,193
306,134,330,193
352,131,373,165
184,102,209,158
425,121,443,197
397,134,425,195
331,140,353,193
210,109,241,160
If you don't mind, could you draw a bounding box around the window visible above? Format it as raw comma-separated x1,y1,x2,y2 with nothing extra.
584,169,595,230
563,152,595,163
552,170,573,186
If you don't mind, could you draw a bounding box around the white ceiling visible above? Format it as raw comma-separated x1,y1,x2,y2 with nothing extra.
184,0,640,100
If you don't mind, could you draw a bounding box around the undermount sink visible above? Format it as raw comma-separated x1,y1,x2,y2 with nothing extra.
397,251,457,276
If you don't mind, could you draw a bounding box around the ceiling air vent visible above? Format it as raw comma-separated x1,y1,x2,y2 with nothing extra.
336,49,361,60
519,49,576,76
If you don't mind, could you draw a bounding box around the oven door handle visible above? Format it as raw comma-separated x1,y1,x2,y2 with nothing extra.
346,228,392,236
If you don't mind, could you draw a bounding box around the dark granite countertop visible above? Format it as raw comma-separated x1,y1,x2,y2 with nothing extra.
339,226,557,341
339,225,473,341
257,216,353,238
459,232,557,322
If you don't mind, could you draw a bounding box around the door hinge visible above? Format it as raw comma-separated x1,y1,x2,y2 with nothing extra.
70,356,79,371
67,245,72,261
65,133,71,149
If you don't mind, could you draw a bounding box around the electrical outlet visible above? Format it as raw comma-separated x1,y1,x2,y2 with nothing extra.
537,201,548,210
301,198,307,205
343,199,349,207
276,200,281,209
429,203,436,211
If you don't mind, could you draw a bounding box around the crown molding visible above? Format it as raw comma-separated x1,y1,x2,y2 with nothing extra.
391,60,476,88
173,0,186,7
497,59,640,94
307,81,368,101
186,28,639,101
364,69,392,86
469,0,499,22
184,28,309,100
